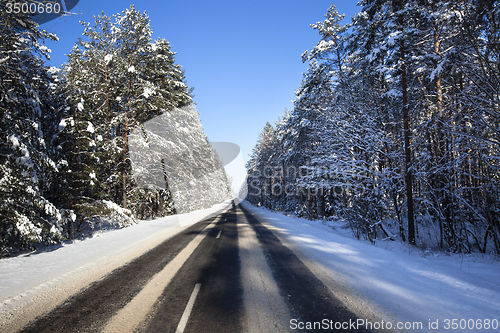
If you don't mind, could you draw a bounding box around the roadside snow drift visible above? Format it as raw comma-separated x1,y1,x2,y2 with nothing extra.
241,201,500,333
0,201,232,332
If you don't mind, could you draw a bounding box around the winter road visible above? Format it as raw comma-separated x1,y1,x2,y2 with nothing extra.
15,203,370,333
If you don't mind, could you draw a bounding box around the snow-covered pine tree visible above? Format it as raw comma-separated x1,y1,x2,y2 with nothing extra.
126,37,193,218
352,0,433,244
57,12,120,237
300,4,389,237
270,110,291,212
111,6,194,213
246,122,277,208
284,61,335,218
302,3,350,87
0,2,62,255
61,6,194,221
130,105,232,214
297,5,353,220
443,0,500,253
112,5,155,210
144,37,193,118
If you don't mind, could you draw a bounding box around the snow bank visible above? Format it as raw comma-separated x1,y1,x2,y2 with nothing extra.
241,201,500,333
0,201,232,332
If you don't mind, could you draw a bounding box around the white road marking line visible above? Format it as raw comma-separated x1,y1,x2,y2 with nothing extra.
175,283,202,333
216,230,222,239
102,215,223,333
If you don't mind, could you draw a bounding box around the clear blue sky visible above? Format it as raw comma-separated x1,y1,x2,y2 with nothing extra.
42,0,358,158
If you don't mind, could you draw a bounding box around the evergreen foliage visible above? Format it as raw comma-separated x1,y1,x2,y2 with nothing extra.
0,1,62,254
246,1,500,254
0,5,231,256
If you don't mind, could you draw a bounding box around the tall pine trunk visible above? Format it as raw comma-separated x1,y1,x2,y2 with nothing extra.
434,21,446,249
395,1,416,245
123,72,132,210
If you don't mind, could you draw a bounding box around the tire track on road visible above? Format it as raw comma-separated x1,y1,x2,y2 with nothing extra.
18,214,225,333
240,204,372,333
140,204,243,333
237,205,292,332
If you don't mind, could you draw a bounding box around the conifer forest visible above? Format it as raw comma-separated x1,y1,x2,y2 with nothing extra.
0,4,232,256
245,1,500,254
2,0,500,258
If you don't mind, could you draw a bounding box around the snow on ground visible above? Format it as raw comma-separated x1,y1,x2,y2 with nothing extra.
240,201,500,333
2,198,499,332
0,201,232,332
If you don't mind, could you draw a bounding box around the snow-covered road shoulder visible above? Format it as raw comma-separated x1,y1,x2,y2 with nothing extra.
0,201,232,333
241,201,500,333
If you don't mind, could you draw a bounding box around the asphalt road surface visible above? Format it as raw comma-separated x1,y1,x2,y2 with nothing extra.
18,202,370,333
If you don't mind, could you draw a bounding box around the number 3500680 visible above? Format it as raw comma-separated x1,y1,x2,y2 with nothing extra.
6,1,61,15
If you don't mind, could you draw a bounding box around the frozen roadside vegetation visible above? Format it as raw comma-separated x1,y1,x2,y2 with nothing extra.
240,200,500,333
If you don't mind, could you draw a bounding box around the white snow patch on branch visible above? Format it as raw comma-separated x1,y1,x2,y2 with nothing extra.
8,135,20,148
